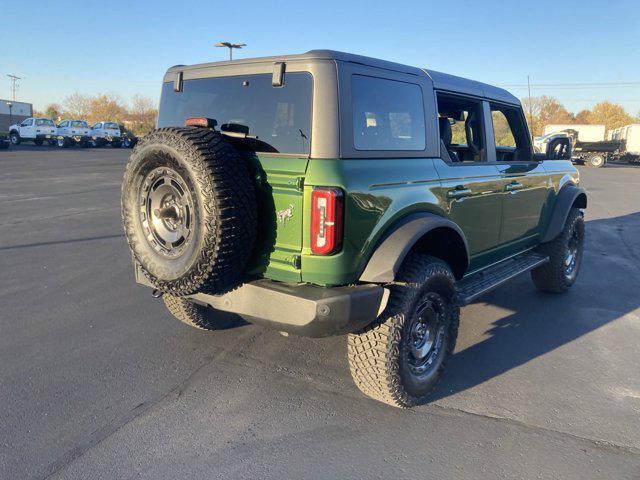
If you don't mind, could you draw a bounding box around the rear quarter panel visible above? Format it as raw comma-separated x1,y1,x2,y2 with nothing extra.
301,157,445,286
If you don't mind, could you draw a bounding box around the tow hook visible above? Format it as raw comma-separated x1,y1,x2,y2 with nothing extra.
151,289,164,298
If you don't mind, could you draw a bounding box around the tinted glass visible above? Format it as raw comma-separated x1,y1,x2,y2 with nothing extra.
71,120,88,128
104,122,119,129
351,75,425,151
158,73,313,155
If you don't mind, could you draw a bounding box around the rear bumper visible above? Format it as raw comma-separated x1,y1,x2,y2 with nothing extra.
135,266,387,337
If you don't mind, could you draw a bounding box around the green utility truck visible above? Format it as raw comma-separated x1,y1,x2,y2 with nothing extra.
122,50,586,408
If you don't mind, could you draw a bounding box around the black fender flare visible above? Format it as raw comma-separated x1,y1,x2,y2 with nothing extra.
359,212,469,283
541,184,587,243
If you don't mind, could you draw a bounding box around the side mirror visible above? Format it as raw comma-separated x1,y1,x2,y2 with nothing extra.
546,137,572,160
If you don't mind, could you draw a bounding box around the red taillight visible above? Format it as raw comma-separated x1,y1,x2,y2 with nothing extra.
311,187,343,255
185,117,216,128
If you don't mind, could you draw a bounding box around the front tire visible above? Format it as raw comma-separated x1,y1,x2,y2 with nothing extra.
9,132,20,145
531,208,584,293
57,137,68,148
163,294,218,330
112,140,122,148
348,255,459,408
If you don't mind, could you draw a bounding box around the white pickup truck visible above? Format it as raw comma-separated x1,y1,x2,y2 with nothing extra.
56,119,91,148
9,118,57,145
90,121,122,148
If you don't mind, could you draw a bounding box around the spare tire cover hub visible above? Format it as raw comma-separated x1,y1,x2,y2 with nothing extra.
140,167,194,257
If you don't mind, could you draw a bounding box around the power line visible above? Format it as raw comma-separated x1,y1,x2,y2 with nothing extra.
498,81,640,88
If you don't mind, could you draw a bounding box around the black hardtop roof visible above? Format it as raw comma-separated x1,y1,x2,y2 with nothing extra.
166,49,520,105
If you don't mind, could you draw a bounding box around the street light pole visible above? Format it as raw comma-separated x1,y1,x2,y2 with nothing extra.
7,102,13,126
214,42,246,61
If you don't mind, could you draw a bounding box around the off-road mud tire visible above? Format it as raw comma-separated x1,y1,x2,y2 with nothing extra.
163,294,218,330
347,255,460,408
122,127,257,296
531,208,584,293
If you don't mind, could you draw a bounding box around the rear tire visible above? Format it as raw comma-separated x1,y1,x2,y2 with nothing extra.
57,137,68,148
112,140,122,148
531,208,584,293
163,294,218,330
347,255,459,408
34,138,43,146
121,127,257,295
587,153,606,168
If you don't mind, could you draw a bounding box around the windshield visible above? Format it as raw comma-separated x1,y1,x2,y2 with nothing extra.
71,121,88,128
36,119,55,127
104,122,119,129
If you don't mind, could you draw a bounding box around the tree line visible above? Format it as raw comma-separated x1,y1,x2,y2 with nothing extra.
521,96,639,137
34,93,158,136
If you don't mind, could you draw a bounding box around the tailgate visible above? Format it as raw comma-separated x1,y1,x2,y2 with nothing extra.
250,155,308,282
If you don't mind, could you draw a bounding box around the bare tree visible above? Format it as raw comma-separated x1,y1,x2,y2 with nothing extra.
63,93,91,119
127,95,158,135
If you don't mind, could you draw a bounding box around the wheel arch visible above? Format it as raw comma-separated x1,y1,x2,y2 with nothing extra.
359,212,469,283
540,184,587,243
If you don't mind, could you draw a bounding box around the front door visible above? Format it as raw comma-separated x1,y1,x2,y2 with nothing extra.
20,119,35,139
488,103,549,249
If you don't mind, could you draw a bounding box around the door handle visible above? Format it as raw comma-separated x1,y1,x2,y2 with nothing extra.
447,188,472,199
505,182,524,192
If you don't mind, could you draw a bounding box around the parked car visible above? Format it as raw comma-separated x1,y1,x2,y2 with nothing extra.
9,117,57,145
56,119,91,148
121,50,586,408
90,121,122,148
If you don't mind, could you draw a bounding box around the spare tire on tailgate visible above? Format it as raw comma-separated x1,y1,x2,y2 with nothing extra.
121,127,257,295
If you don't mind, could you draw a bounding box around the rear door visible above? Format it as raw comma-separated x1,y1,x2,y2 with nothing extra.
488,102,549,249
434,92,504,270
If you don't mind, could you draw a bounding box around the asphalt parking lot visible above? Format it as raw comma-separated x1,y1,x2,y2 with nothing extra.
1,145,639,479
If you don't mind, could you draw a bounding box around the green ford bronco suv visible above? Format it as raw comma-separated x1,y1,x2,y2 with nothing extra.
122,50,586,408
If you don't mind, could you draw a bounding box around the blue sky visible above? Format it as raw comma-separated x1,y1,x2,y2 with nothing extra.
2,0,639,114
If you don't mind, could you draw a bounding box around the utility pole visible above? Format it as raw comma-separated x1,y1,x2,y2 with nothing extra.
7,74,22,101
527,75,534,134
215,42,246,61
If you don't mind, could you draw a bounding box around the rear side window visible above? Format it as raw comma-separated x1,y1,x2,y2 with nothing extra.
104,122,119,129
351,75,425,151
158,73,312,155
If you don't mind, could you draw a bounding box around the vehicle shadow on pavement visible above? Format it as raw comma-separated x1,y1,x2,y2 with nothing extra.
429,212,640,402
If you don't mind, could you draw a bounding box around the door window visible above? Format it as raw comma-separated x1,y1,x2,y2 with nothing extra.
436,93,485,162
351,75,426,151
490,104,532,162
21,119,33,126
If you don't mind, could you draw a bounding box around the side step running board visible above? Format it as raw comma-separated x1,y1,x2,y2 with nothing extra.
456,251,549,306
